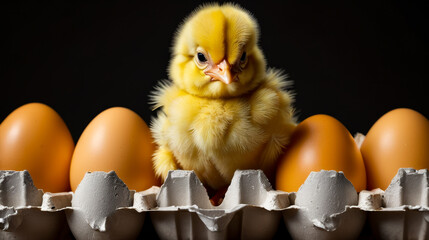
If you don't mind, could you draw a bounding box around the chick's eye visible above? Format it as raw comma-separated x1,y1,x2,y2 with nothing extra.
240,52,247,62
197,53,207,62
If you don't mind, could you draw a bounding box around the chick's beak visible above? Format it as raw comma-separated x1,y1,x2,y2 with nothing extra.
204,59,236,84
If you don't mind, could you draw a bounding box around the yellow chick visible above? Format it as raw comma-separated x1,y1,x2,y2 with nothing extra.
151,3,296,191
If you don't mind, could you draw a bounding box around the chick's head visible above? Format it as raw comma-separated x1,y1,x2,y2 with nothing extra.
169,4,266,98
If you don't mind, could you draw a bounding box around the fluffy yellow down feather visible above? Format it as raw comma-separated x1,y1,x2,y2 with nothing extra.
151,3,296,190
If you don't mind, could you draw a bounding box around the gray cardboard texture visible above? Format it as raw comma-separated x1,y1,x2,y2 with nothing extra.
1,167,429,239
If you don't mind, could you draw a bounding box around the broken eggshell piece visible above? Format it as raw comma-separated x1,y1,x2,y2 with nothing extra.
283,170,366,240
150,170,289,240
0,170,71,240
65,171,145,240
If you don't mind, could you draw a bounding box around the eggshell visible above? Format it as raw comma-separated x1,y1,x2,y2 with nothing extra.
69,107,158,191
361,108,429,190
0,103,74,192
276,114,366,192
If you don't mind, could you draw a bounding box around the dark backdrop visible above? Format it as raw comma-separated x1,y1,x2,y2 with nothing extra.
1,1,428,143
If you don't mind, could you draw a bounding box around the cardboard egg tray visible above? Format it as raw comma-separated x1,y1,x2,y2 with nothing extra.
1,167,428,240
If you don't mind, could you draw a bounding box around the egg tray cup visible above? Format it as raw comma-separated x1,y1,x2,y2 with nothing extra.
0,171,71,240
360,168,429,240
1,168,429,240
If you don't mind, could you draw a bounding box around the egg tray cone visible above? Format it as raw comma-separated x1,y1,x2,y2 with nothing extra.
1,168,429,240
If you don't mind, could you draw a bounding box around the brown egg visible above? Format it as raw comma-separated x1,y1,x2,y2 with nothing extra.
0,103,74,192
276,114,366,192
69,107,159,191
361,108,429,190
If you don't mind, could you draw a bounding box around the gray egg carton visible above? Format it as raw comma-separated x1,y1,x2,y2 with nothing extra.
360,168,429,240
0,170,71,240
1,168,428,240
149,170,286,239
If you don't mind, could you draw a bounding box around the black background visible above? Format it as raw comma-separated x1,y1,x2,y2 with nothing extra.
1,1,428,143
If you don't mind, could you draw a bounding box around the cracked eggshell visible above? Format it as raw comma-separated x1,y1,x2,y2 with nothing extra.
66,171,145,240
0,170,70,240
283,170,365,240
150,170,288,240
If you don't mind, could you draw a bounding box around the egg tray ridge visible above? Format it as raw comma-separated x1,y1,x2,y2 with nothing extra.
1,168,429,240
